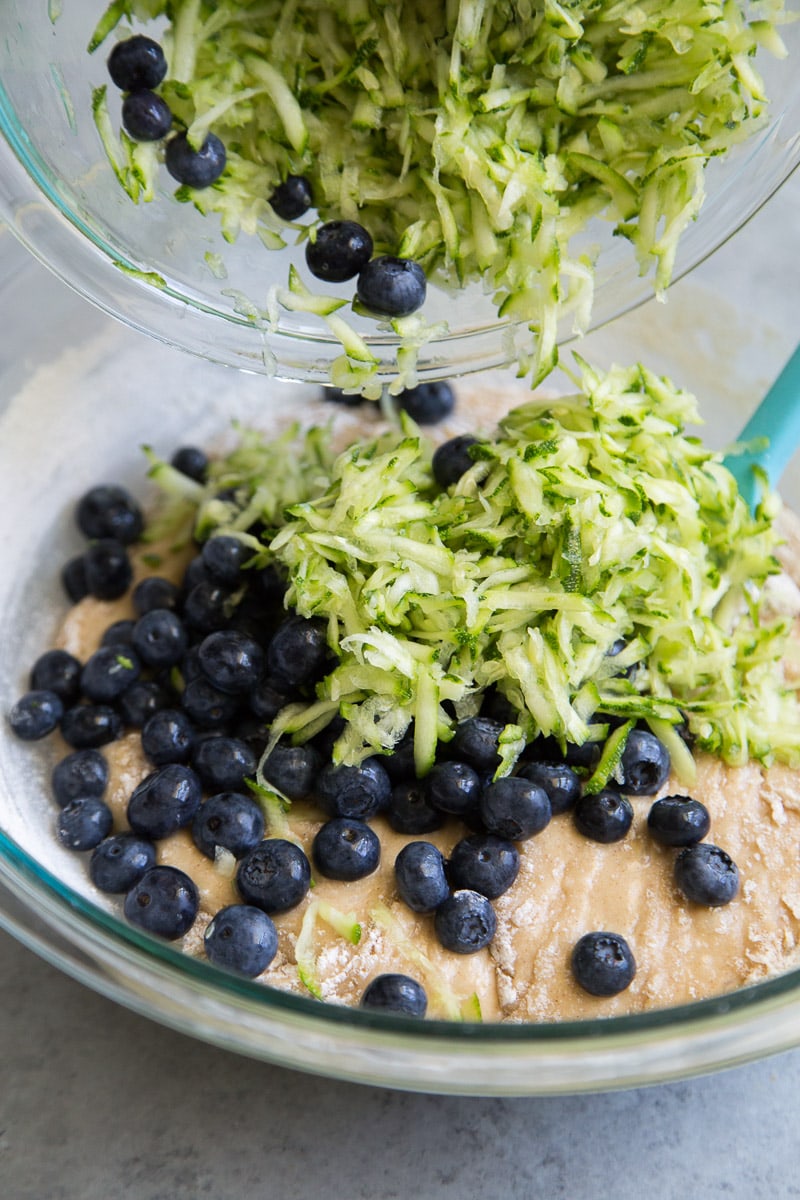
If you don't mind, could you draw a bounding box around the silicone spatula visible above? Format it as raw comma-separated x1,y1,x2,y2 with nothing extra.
723,343,800,511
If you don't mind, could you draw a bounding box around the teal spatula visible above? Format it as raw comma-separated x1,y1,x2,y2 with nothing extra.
723,343,800,511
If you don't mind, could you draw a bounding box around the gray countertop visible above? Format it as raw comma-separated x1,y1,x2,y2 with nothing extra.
3,166,800,1199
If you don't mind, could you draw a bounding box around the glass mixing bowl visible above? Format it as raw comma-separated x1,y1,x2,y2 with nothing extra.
4,239,800,1096
1,1,799,385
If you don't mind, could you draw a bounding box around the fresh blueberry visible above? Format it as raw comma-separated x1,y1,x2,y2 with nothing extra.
180,676,240,728
266,615,329,688
75,484,143,544
449,717,503,772
571,931,636,996
165,131,227,188
62,555,89,603
479,777,551,841
674,843,739,906
122,90,173,140
647,795,710,847
52,749,108,806
204,904,278,977
253,563,287,607
133,576,180,615
361,974,427,1017
192,791,266,860
517,761,581,815
127,763,202,839
322,386,363,407
132,608,188,669
562,738,603,772
356,255,426,317
261,742,321,801
394,841,449,913
8,690,63,740
183,580,234,633
171,445,209,483
30,649,82,703
434,889,496,954
618,729,671,796
101,618,137,648
199,537,249,588
448,833,519,899
312,818,380,881
80,646,141,703
124,865,199,939
192,735,256,792
269,174,313,221
60,704,122,748
56,796,113,851
305,220,373,282
107,34,167,92
118,679,171,728
397,381,455,425
197,630,264,695
573,788,633,843
317,760,392,820
389,780,446,835
249,675,295,722
480,687,519,727
380,728,417,783
424,760,481,817
141,707,195,765
236,838,311,913
83,539,133,600
90,833,156,893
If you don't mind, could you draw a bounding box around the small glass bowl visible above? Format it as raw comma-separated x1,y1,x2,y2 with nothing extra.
1,1,799,385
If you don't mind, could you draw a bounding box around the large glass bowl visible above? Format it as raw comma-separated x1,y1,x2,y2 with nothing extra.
1,1,799,385
4,236,800,1096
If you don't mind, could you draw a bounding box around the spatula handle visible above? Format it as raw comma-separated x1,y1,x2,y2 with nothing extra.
723,342,800,511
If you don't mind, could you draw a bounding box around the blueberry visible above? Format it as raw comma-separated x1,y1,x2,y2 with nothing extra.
261,742,321,801
133,576,180,615
269,174,313,221
80,646,141,703
674,843,739,906
312,818,380,881
83,539,133,600
183,580,234,633
192,735,256,792
52,749,108,807
8,690,63,740
101,618,137,648
180,676,240,728
171,445,209,483
266,615,329,688
249,675,295,723
192,791,266,860
517,760,581,815
197,630,264,695
119,679,171,728
107,35,167,92
90,833,156,893
76,484,143,544
236,839,311,913
124,865,199,939
305,220,373,282
322,386,363,408
571,931,636,997
356,255,426,317
30,649,82,703
56,796,113,851
647,795,710,847
390,779,447,835
361,974,427,1017
448,833,519,899
397,381,455,425
394,841,449,913
618,729,671,796
141,707,195,765
573,788,633,843
198,538,247,589
380,728,417,783
122,90,173,141
434,889,496,954
127,763,202,839
424,760,481,817
449,716,503,772
317,759,392,821
165,131,227,188
62,555,89,603
480,777,551,841
253,563,287,607
132,608,188,669
204,904,278,977
60,704,122,748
